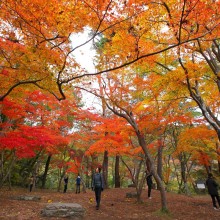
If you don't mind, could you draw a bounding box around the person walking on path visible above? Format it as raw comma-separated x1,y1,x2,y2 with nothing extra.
76,174,81,194
206,173,220,210
146,171,153,199
92,167,104,210
63,173,69,193
29,175,34,192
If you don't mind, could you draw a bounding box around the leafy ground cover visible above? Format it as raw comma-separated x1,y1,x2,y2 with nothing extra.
0,187,219,220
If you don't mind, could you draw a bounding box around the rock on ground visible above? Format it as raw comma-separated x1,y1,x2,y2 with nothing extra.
41,203,85,219
16,195,41,201
126,192,137,198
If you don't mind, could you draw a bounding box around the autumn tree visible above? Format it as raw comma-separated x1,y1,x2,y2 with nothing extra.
0,87,83,187
1,0,219,102
86,113,148,201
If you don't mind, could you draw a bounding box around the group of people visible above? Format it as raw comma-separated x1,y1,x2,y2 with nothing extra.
28,168,220,211
63,168,104,210
146,171,220,211
63,173,81,194
146,171,220,210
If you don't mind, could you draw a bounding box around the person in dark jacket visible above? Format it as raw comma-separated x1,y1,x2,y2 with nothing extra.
63,173,69,193
92,167,104,210
146,171,153,199
76,174,81,194
206,173,220,210
29,175,34,192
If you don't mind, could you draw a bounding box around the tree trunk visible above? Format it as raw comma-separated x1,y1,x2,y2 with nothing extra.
137,132,168,211
157,139,163,189
8,171,12,190
179,153,188,194
104,94,168,211
102,150,108,189
41,154,52,189
0,150,4,182
122,156,145,203
19,151,42,186
85,156,91,188
0,151,16,188
115,155,120,188
57,168,66,192
121,157,136,184
135,159,145,203
216,141,220,174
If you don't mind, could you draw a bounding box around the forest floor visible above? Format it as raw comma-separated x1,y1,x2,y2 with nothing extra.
0,187,219,220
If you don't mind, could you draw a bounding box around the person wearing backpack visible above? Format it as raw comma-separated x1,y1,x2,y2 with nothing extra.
76,174,81,194
92,167,104,210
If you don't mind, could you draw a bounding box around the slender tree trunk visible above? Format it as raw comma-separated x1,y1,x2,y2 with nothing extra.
135,159,144,203
102,150,109,188
0,150,4,181
85,156,90,188
122,156,145,203
121,157,136,185
98,74,109,188
204,164,211,174
179,154,188,194
137,132,168,211
19,151,42,186
115,155,120,188
0,151,16,188
216,141,220,174
157,139,163,189
57,168,65,192
41,154,52,189
111,157,115,187
8,171,12,190
81,176,87,193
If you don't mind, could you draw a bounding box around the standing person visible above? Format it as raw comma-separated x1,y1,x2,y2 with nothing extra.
146,171,153,199
63,173,69,193
29,175,34,192
206,173,220,210
92,167,104,210
76,174,81,194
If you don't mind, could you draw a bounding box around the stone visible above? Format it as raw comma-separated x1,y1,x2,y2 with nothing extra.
41,203,85,219
126,192,137,198
16,195,41,201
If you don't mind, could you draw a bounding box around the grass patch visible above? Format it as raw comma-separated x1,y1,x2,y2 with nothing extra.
153,208,173,219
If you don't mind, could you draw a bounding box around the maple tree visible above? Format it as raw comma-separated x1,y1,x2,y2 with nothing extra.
1,0,219,101
161,120,217,194
95,0,220,182
0,87,83,187
84,16,220,206
177,125,218,170
79,70,172,209
85,113,149,200
177,41,220,141
92,0,220,144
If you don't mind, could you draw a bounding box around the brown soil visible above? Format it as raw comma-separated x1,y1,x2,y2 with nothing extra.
0,187,219,220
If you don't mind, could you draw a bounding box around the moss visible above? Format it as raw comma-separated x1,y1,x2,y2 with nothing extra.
154,208,172,219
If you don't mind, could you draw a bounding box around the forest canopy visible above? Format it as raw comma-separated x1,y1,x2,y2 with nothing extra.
0,0,220,211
